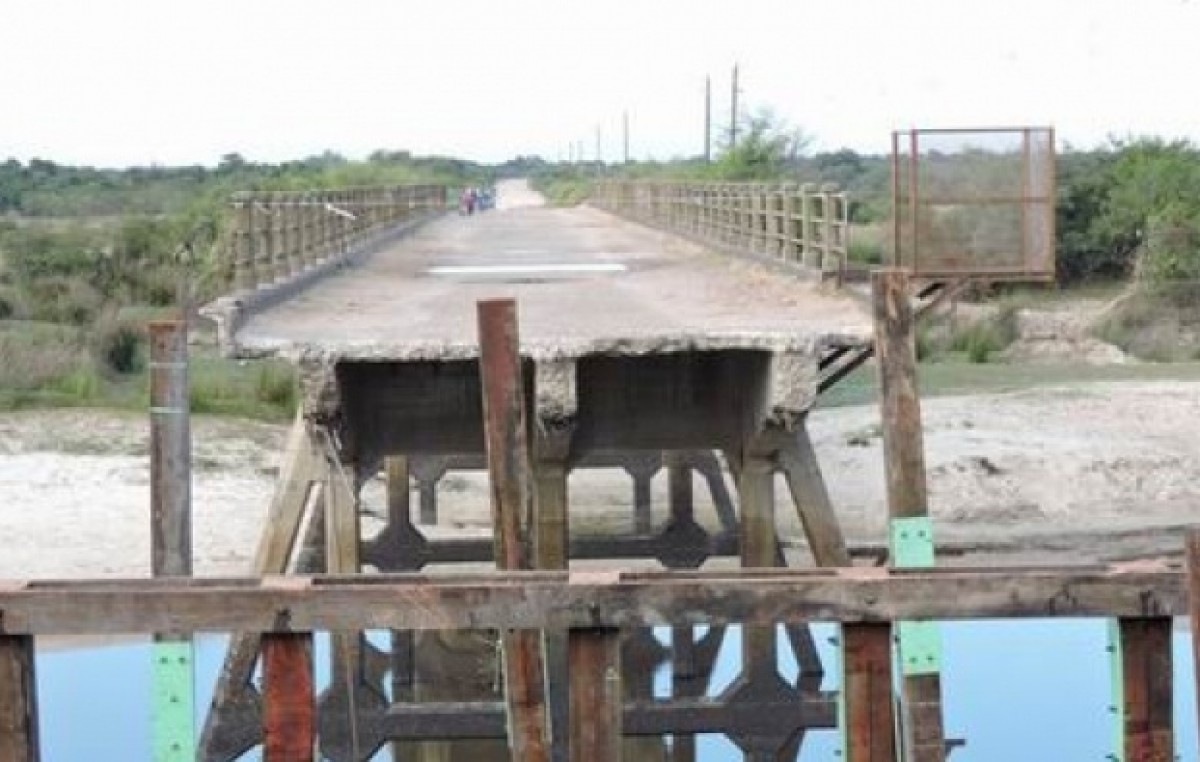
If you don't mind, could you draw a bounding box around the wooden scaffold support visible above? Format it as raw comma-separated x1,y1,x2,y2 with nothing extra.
200,409,325,761
0,633,38,762
149,320,196,762
872,269,946,761
477,298,553,762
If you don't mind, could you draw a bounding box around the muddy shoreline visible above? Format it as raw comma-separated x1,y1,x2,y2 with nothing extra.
2,381,1198,579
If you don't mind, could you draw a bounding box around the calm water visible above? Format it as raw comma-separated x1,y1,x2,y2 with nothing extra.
34,620,1199,761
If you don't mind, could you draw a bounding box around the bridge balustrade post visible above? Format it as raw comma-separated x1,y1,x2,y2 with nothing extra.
337,190,350,255
286,193,304,277
782,186,794,258
297,193,312,271
734,188,744,250
734,186,744,247
314,192,328,264
252,195,273,289
356,188,368,244
784,188,800,262
231,194,256,292
832,191,849,278
820,183,839,276
309,192,322,267
269,193,288,282
799,184,817,268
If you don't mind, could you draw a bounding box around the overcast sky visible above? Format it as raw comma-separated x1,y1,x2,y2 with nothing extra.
4,0,1198,167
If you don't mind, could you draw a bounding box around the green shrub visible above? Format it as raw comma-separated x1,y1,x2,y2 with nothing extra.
0,285,23,319
90,312,144,375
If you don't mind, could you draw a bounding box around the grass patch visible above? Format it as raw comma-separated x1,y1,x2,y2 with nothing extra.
1092,282,1200,361
0,318,296,421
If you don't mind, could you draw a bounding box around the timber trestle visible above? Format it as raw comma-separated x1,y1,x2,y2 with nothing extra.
196,274,958,761
199,433,843,760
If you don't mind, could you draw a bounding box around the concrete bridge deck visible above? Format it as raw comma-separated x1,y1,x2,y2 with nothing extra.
227,180,871,365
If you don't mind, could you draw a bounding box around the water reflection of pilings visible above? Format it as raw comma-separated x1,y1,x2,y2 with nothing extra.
201,447,840,761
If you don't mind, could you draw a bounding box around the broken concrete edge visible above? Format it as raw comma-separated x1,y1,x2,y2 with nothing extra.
233,328,872,365
198,212,445,356
293,331,870,436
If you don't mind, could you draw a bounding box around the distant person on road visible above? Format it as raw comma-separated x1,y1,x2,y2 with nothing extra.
459,187,477,215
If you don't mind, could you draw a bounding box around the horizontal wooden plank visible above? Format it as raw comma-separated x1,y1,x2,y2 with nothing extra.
0,563,1182,636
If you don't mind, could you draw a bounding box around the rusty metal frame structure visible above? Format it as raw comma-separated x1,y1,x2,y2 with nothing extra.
890,127,1056,281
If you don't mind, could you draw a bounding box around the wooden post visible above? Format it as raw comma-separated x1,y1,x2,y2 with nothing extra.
262,633,315,762
534,456,571,762
199,412,320,758
843,623,896,762
1118,618,1173,762
872,269,945,762
477,298,551,762
737,450,778,687
568,628,622,762
149,320,196,762
1187,530,1200,751
150,321,192,579
0,635,39,762
776,423,852,568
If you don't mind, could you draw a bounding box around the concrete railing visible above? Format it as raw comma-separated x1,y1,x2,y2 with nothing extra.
221,184,447,293
593,180,850,279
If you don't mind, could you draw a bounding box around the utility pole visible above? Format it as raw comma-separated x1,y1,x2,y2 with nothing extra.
623,111,630,164
596,125,603,165
730,63,740,149
704,75,712,163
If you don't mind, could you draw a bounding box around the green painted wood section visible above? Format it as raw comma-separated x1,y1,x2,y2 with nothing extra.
1107,619,1124,762
890,516,941,676
152,639,196,762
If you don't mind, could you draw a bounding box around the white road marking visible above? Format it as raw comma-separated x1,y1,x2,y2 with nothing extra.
427,263,628,276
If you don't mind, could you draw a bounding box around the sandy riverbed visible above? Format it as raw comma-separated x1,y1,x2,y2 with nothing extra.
2,381,1198,578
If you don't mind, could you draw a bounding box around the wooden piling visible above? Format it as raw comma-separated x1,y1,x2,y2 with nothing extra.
477,298,551,762
262,633,315,762
871,269,945,762
1187,530,1200,751
149,320,196,762
736,450,779,689
150,320,192,580
1119,617,1173,762
568,628,622,762
842,623,896,762
0,635,39,762
776,424,852,568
